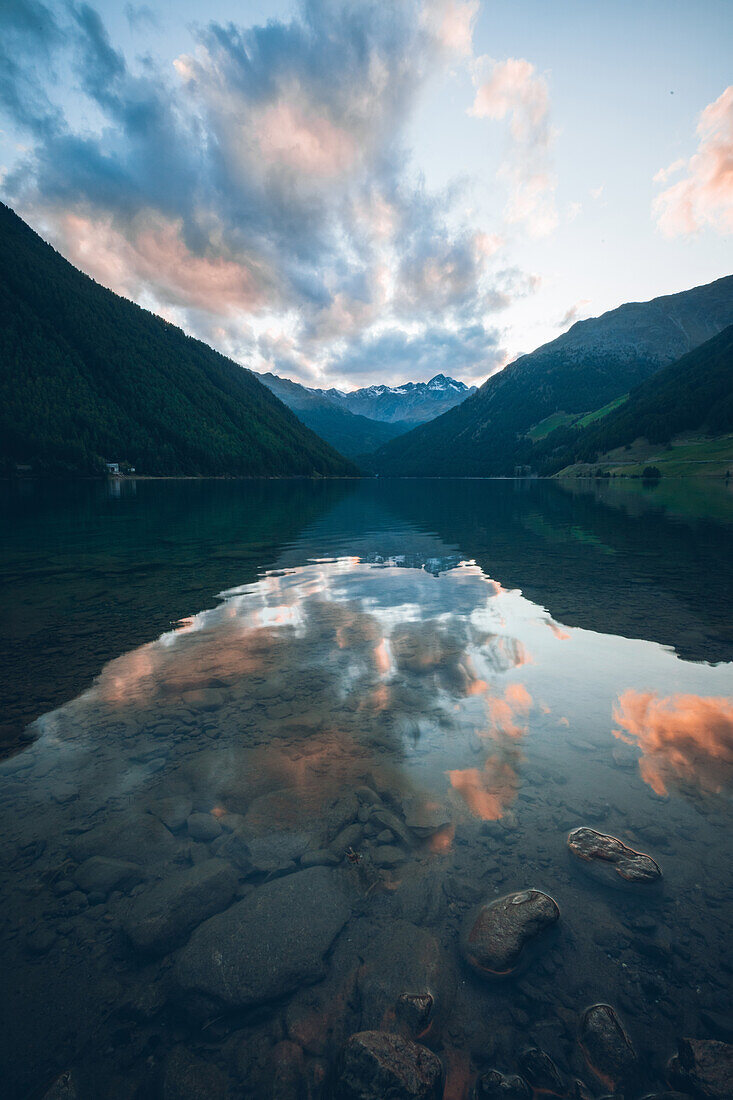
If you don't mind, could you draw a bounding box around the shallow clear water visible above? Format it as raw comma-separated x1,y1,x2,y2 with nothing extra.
1,478,731,1098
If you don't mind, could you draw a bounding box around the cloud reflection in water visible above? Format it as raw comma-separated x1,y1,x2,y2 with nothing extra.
613,689,733,797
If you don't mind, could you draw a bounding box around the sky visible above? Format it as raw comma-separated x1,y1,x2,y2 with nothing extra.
1,0,731,391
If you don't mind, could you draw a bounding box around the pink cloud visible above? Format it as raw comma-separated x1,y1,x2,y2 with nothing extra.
470,57,558,237
53,210,269,315
254,100,357,178
559,298,591,328
653,85,733,237
470,58,550,142
424,0,479,57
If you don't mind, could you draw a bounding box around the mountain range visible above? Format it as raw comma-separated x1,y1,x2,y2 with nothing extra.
365,274,733,477
4,198,732,482
257,372,475,456
0,203,355,478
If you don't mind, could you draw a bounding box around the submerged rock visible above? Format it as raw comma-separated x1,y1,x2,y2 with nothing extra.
579,1005,638,1091
567,828,661,884
25,927,57,955
186,812,222,843
246,832,309,877
73,856,144,897
174,867,351,1015
460,889,559,977
518,1048,564,1094
270,1040,305,1100
370,806,412,846
473,1069,531,1099
147,796,193,832
403,798,450,838
396,993,434,1038
330,824,364,856
335,1030,443,1100
357,921,452,1037
69,814,178,865
372,844,407,868
667,1037,733,1099
123,858,238,954
163,1047,230,1100
300,848,340,868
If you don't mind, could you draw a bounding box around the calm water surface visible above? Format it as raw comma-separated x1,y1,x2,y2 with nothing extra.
1,478,731,1098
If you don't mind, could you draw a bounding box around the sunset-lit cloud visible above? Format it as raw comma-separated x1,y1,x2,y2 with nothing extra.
0,0,523,389
423,0,480,58
613,689,733,797
653,85,733,237
470,56,558,237
2,0,729,390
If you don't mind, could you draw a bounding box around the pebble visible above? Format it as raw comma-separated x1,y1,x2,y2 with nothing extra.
567,827,662,883
460,889,560,977
186,813,222,842
578,1004,638,1092
335,1030,443,1100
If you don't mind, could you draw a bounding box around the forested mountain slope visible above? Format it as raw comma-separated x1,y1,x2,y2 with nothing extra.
532,323,733,474
0,203,356,477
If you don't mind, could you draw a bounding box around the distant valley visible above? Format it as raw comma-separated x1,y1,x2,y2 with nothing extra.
257,372,475,457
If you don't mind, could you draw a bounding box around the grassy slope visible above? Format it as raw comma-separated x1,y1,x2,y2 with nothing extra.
0,203,357,477
541,324,733,477
555,433,733,478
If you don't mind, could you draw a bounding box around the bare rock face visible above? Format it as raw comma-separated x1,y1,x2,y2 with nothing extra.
579,1004,638,1092
567,828,661,883
667,1037,733,1100
460,890,560,977
335,1031,444,1100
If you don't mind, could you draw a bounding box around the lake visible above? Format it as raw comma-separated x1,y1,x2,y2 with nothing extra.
1,477,731,1098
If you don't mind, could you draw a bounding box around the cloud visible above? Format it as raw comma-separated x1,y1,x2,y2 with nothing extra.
333,322,507,385
559,298,590,328
422,0,479,57
470,56,558,237
124,4,158,32
0,0,536,387
653,85,733,237
0,0,65,137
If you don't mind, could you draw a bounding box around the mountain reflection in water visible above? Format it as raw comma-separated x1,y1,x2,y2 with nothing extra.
0,478,731,1098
